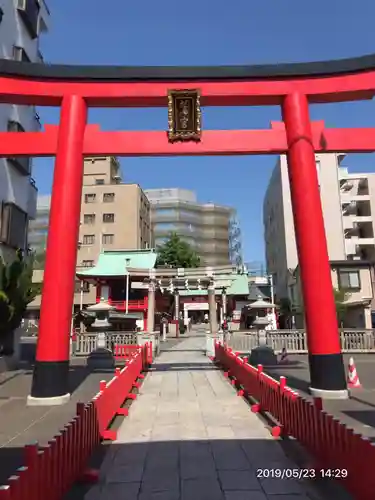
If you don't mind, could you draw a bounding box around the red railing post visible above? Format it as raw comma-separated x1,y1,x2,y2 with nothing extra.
0,486,11,499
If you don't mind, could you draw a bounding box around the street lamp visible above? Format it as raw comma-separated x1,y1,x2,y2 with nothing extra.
268,274,275,304
125,258,131,314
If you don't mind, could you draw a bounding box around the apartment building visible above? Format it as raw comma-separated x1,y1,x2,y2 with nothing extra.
79,157,152,269
289,260,374,329
263,153,375,300
28,156,152,310
0,0,50,261
145,188,241,267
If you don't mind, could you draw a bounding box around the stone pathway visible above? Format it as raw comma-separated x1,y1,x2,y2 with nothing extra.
85,336,322,500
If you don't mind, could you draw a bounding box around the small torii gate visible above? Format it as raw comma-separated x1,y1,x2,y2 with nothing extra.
127,265,239,334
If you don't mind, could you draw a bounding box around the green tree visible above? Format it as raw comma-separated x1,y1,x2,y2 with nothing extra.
297,286,349,327
333,287,349,326
156,232,201,268
0,250,41,355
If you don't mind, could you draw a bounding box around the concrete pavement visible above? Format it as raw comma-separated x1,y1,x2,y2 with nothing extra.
85,335,325,500
0,361,115,484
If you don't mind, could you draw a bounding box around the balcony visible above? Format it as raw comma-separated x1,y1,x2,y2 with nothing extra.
8,157,31,176
351,237,375,246
341,193,370,204
342,201,357,215
17,0,40,39
340,179,353,192
27,178,38,219
358,177,368,190
352,216,373,223
345,239,358,257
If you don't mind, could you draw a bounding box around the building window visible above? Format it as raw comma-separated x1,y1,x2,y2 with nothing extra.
16,0,40,39
83,214,95,224
13,46,30,62
7,120,31,175
74,281,90,293
0,203,27,249
103,213,115,223
338,269,361,290
95,179,105,185
82,260,94,268
83,234,95,245
103,193,115,203
84,194,96,203
102,234,114,245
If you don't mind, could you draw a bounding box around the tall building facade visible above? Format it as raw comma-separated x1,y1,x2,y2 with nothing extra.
78,157,152,268
28,194,50,251
145,188,238,266
0,0,49,261
263,153,375,299
29,157,152,308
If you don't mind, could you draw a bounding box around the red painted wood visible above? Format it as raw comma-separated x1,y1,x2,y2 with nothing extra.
0,70,374,106
1,123,375,156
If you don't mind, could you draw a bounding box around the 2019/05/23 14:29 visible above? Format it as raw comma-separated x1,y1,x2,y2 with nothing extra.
256,468,348,480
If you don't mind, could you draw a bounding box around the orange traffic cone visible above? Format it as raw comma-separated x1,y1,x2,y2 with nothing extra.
279,347,288,364
347,357,362,389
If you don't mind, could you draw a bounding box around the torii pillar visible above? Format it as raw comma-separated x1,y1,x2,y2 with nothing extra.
28,95,87,406
282,93,347,399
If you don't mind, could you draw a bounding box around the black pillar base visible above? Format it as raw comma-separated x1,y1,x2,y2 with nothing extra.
308,352,347,393
30,360,70,399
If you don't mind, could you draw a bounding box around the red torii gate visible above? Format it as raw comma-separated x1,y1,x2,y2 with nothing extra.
1,55,375,405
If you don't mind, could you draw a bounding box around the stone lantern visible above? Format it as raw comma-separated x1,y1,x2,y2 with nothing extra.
86,298,115,369
247,295,278,366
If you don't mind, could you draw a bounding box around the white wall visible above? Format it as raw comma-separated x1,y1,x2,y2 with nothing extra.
264,153,347,299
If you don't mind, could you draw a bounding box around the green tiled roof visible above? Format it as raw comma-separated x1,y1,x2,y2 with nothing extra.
248,282,267,300
77,249,157,277
179,274,249,296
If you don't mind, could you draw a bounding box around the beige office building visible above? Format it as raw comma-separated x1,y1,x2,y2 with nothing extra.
28,156,152,310
79,157,152,268
263,153,375,300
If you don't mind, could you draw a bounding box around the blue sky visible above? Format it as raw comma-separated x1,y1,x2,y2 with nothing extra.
34,0,375,264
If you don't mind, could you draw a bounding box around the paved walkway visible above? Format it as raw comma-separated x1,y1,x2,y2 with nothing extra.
85,336,321,500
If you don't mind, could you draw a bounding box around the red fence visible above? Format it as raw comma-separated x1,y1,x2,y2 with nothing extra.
0,343,152,500
114,342,152,365
215,342,375,500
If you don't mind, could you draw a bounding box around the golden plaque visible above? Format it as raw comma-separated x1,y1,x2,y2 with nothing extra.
167,89,202,142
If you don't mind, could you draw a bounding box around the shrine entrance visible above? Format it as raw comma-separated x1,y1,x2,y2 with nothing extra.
2,55,375,405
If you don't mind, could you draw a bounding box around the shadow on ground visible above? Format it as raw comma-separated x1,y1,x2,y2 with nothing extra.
152,362,217,372
343,410,375,431
64,438,354,500
263,365,311,395
0,363,117,485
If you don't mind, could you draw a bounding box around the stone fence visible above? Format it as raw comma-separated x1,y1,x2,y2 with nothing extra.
226,329,375,354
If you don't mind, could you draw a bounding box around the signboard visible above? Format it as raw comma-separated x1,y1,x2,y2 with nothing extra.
131,282,148,289
167,90,202,143
183,302,217,311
